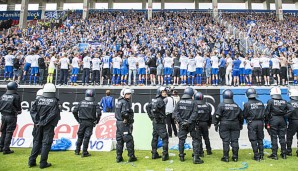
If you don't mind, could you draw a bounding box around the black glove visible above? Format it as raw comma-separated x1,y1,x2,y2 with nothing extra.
215,125,219,132
181,121,189,129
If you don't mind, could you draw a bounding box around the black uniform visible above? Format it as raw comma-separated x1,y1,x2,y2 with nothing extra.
28,96,61,167
0,92,21,152
73,100,101,154
243,98,265,159
195,101,212,155
146,96,169,158
286,99,298,155
215,102,243,160
173,97,199,158
264,99,294,156
115,97,135,159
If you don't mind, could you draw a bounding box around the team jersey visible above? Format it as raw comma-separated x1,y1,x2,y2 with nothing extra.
49,56,57,69
102,56,111,69
226,58,233,69
25,55,33,64
92,58,101,70
31,55,40,67
128,57,137,70
251,58,261,68
4,55,14,66
210,56,219,68
60,57,70,69
195,56,204,68
83,56,91,69
163,57,173,68
112,56,122,69
244,59,252,69
179,56,188,70
239,57,245,68
292,58,298,70
72,57,80,68
260,56,270,68
188,58,196,72
137,56,146,68
271,58,280,69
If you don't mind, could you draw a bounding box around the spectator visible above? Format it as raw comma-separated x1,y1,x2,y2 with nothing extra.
99,90,114,112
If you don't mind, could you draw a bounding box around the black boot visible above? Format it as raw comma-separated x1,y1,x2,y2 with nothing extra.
40,163,52,169
253,155,260,162
116,156,123,163
221,156,229,162
280,153,287,159
128,155,137,162
82,151,91,157
232,156,238,162
74,149,80,155
286,151,292,156
179,153,186,162
3,150,14,155
268,154,278,160
28,162,37,168
207,151,212,155
193,155,204,164
162,152,169,161
152,151,161,159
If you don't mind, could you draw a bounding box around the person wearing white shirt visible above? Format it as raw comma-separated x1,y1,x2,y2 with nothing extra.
137,54,146,86
58,53,70,85
101,52,112,85
291,54,298,85
82,54,92,86
195,54,204,85
239,55,246,85
29,51,40,85
91,53,101,85
260,55,270,86
187,55,196,86
271,56,280,85
251,55,262,86
3,50,14,81
165,92,178,137
163,52,174,85
244,55,252,86
47,53,57,83
23,52,33,81
210,52,219,86
112,55,122,85
128,54,137,86
225,54,233,86
179,54,188,85
70,54,80,85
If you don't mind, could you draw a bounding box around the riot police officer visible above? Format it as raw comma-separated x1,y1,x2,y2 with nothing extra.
286,89,298,157
173,87,204,164
215,89,243,162
28,83,61,168
243,88,265,161
31,89,44,142
0,81,21,154
115,88,137,163
146,87,169,161
265,87,294,160
73,89,102,157
194,91,212,157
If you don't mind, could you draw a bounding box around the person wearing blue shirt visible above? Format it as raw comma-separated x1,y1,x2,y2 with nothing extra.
219,55,226,85
99,90,114,112
232,56,241,86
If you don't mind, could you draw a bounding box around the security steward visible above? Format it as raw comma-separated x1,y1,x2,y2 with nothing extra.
173,87,204,164
73,89,102,157
146,87,169,161
243,88,265,161
215,89,243,162
28,83,61,169
0,81,21,154
115,88,137,163
194,91,212,157
265,87,294,160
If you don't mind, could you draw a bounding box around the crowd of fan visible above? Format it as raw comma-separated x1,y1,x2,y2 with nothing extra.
0,11,297,86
